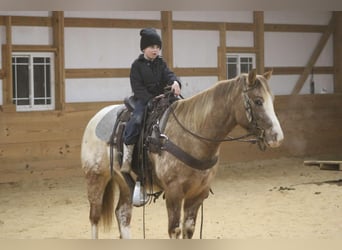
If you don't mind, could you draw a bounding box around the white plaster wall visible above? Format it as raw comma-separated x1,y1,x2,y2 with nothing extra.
173,30,219,67
12,27,52,45
269,75,334,95
0,11,50,17
226,31,254,47
65,78,132,103
264,11,331,25
179,76,218,98
64,11,160,20
265,32,333,67
64,28,142,68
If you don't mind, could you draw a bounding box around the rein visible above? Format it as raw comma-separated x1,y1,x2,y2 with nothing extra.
169,104,257,144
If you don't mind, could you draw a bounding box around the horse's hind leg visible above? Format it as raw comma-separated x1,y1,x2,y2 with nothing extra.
114,175,133,239
86,172,111,239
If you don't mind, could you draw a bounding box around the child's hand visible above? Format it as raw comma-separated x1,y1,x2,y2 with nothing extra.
171,81,181,96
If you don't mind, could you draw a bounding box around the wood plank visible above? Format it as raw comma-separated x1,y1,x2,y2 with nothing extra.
218,23,227,80
3,17,13,107
173,20,220,30
0,140,81,164
161,11,173,69
11,16,52,26
225,22,254,31
265,24,326,33
254,11,264,74
12,45,57,52
65,68,130,78
291,15,335,95
333,11,342,93
304,160,342,171
226,47,257,53
53,11,66,111
266,66,334,75
64,101,120,112
173,67,218,76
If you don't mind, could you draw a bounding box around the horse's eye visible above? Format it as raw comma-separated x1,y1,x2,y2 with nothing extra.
254,99,263,106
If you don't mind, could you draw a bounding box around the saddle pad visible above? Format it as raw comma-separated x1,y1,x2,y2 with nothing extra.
95,105,125,142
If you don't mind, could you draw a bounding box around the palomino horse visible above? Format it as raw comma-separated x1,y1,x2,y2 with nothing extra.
81,70,284,239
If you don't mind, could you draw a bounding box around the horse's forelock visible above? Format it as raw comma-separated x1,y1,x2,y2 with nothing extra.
256,75,274,100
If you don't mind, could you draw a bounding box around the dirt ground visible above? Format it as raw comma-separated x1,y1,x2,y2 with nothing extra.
1,157,342,239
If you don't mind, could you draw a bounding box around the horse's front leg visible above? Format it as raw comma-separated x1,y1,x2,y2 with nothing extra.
182,192,209,239
165,192,183,239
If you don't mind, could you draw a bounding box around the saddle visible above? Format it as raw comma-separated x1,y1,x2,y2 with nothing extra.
109,93,179,182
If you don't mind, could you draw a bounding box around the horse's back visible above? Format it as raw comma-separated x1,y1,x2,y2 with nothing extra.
81,104,124,173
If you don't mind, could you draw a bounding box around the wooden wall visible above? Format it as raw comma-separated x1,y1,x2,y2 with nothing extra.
0,11,342,183
1,94,342,183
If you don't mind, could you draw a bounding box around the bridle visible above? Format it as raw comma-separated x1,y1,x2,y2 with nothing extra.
168,77,268,151
241,78,267,151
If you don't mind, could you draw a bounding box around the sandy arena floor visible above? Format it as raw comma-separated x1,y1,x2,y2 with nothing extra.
1,157,342,239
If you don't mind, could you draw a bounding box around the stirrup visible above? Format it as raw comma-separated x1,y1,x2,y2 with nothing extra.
132,181,149,207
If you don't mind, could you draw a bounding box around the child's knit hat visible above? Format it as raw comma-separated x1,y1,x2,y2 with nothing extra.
140,28,162,51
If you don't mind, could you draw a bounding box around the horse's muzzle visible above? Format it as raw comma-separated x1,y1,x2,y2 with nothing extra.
265,127,284,148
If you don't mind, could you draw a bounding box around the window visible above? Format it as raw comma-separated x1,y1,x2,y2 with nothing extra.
226,54,255,79
12,52,55,111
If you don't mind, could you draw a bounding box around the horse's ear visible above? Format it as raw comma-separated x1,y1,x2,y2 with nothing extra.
263,69,273,80
248,69,257,86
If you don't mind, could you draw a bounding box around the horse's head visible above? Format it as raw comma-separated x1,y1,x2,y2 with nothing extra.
235,69,284,148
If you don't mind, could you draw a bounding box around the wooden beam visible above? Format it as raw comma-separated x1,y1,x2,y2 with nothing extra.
265,24,326,33
11,16,52,26
0,16,52,26
174,67,218,77
254,11,264,74
266,66,334,75
333,11,342,93
173,20,220,30
218,23,227,80
65,68,130,79
3,16,14,110
12,45,57,52
52,11,65,111
291,15,335,95
226,47,257,53
161,11,173,69
225,22,254,31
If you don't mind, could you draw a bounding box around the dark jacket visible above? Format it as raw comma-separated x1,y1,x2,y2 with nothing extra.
130,54,180,104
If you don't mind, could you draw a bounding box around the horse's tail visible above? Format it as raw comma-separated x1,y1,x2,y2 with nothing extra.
101,177,115,231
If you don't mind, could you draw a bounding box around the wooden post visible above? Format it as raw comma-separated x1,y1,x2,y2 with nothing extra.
2,16,15,112
218,23,227,80
291,15,335,95
254,11,264,74
333,11,342,93
52,11,65,111
161,11,173,69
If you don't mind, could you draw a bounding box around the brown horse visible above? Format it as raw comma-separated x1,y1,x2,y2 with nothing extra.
81,70,284,239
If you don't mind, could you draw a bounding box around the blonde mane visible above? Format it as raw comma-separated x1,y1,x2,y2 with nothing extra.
173,77,241,131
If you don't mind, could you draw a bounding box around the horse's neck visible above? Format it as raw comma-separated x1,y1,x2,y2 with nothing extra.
175,80,239,140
